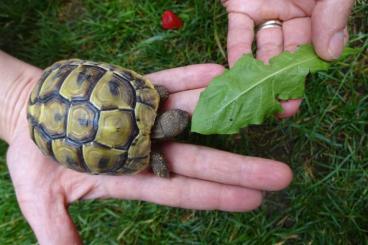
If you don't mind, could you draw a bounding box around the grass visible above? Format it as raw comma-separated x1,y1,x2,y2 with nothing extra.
0,0,367,244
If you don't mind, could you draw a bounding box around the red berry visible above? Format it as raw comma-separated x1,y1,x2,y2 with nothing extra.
162,10,183,30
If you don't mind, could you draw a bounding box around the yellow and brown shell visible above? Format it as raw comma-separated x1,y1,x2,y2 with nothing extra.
27,59,160,175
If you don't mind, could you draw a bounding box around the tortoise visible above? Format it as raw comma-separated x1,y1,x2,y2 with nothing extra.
26,59,189,178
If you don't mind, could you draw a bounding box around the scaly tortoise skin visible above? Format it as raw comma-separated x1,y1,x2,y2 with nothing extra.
27,59,188,177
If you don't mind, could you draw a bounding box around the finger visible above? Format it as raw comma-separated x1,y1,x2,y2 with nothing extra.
164,87,300,118
162,88,203,113
18,194,81,245
312,0,354,60
256,26,284,63
280,17,312,118
146,64,224,93
227,12,254,67
162,143,293,191
95,173,263,212
253,24,300,117
283,17,312,52
279,99,303,118
224,1,311,24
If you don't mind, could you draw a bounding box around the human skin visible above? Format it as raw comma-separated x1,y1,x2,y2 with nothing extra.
0,51,294,244
222,0,354,117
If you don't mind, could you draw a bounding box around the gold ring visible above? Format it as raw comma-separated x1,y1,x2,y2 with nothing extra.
256,20,282,32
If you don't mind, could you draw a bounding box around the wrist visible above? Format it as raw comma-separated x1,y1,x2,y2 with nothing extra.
0,51,42,143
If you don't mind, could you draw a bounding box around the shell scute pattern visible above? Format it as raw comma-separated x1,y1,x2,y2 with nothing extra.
27,59,159,174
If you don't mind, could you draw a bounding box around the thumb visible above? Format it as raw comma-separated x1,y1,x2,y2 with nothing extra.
312,0,354,60
19,195,82,245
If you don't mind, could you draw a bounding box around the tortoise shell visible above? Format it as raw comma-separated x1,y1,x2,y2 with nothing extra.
27,59,160,175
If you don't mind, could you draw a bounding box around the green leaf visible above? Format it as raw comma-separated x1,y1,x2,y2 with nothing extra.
191,45,330,134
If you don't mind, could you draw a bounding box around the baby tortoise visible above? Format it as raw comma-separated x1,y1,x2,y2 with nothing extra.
27,59,189,178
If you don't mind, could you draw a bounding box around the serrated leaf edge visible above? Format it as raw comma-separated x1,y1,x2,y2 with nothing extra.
210,55,320,118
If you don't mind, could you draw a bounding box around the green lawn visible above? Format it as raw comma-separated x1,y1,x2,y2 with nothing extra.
0,0,367,244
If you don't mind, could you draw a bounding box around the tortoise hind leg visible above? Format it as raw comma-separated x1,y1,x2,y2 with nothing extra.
150,152,170,178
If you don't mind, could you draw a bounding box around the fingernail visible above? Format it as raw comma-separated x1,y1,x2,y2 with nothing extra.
328,31,344,59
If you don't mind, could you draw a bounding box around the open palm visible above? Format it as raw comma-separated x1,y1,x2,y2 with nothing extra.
6,64,292,244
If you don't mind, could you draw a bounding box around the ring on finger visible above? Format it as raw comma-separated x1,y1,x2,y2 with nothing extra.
256,20,282,32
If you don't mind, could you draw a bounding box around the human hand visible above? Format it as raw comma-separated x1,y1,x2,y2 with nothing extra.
222,0,353,117
4,59,293,244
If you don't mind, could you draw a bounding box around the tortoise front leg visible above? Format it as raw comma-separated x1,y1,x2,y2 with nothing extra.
152,85,189,139
151,109,189,139
154,85,169,102
150,152,169,178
